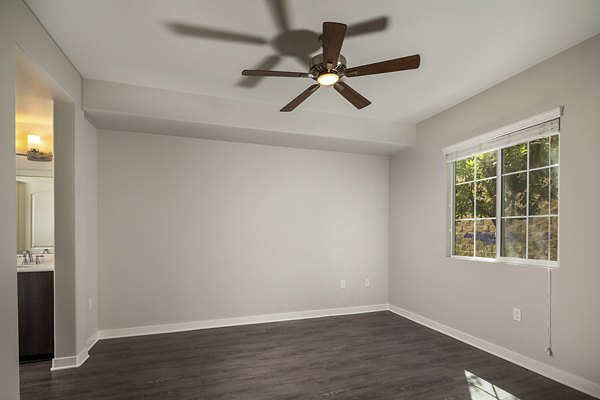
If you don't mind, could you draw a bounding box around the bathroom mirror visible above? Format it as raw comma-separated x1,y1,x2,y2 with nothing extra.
16,172,54,254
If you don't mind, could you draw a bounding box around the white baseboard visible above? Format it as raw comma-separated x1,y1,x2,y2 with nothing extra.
87,331,99,350
98,303,389,340
51,355,78,371
388,304,600,399
51,349,87,371
51,332,99,371
61,304,600,399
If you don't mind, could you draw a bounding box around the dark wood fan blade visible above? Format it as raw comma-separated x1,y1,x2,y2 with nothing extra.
344,54,421,77
333,81,371,109
346,17,388,37
322,22,347,67
237,55,282,88
167,22,268,44
242,70,311,78
280,84,320,112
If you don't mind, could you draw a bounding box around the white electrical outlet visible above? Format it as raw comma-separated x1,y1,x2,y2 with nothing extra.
89,298,93,311
340,280,346,289
513,307,522,322
365,278,370,287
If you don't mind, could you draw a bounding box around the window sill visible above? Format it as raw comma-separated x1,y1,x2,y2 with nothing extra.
449,255,559,269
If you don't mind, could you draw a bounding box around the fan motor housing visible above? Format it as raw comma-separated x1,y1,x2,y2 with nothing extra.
309,54,347,78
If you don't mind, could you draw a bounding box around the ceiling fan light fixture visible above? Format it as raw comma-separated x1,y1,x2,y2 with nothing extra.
317,72,339,86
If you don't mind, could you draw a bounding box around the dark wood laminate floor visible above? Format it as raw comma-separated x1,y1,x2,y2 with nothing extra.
20,312,593,400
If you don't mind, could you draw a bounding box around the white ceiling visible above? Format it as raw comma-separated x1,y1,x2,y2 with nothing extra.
25,0,600,125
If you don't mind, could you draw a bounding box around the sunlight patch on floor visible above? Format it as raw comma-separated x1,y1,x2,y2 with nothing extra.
465,370,520,400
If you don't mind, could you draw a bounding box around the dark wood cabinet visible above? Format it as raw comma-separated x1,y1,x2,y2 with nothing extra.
18,271,54,362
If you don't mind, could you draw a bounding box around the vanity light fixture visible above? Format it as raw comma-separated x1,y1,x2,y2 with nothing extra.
16,134,53,162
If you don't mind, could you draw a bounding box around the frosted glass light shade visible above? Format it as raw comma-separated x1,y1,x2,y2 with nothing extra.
27,134,41,149
317,73,339,86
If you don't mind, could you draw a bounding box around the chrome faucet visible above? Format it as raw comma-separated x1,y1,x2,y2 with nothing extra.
22,250,33,265
21,250,42,265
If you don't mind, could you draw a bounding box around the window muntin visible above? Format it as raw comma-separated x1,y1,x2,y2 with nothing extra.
452,134,559,265
453,151,497,258
500,135,559,262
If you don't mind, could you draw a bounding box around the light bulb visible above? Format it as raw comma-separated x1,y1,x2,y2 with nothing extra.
27,134,41,150
317,73,339,86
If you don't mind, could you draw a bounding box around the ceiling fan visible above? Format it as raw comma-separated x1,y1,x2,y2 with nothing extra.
241,22,421,112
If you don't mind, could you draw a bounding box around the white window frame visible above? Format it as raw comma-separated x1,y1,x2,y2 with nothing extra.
445,108,562,268
451,156,498,260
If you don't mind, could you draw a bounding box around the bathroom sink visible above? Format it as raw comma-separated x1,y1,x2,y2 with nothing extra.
17,254,54,271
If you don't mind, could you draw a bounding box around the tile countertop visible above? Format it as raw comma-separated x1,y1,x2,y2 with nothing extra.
17,254,54,273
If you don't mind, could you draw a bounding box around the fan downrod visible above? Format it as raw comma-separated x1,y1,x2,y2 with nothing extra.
309,53,347,79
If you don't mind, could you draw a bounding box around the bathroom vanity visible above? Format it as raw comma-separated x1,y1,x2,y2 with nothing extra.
16,172,55,362
17,265,54,362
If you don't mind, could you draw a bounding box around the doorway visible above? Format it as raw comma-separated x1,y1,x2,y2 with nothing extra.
15,48,56,364
15,47,77,372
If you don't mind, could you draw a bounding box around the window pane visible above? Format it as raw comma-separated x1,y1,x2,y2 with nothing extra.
528,217,549,260
529,168,549,215
476,151,497,179
550,135,559,165
476,179,496,218
455,157,474,183
529,137,550,169
503,173,527,216
455,183,474,219
502,218,526,258
476,219,496,258
455,220,474,256
502,143,527,173
550,216,558,261
550,167,559,214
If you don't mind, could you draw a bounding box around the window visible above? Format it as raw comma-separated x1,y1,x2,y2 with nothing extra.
445,109,561,266
454,151,497,258
501,136,559,262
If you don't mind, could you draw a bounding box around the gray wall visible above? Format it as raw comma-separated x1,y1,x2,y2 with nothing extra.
0,2,20,396
0,0,98,394
389,34,600,386
53,101,77,359
98,130,389,331
76,118,99,350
